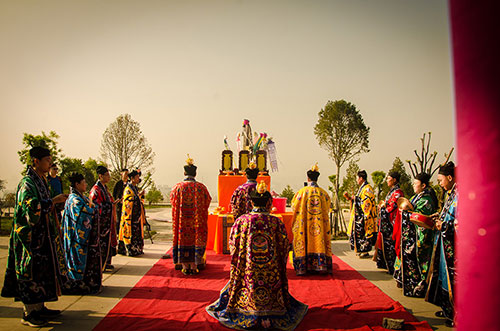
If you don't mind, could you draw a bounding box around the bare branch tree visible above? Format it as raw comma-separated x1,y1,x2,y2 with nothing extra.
100,114,155,174
406,132,454,178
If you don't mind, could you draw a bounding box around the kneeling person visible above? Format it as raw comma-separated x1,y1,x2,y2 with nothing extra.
207,182,308,330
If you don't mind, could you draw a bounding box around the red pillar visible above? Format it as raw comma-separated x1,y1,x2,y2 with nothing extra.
449,1,500,330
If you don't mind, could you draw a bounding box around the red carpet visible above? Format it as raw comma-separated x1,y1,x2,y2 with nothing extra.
94,250,432,331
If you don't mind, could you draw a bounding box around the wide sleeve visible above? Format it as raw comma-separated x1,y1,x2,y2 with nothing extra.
414,195,434,216
385,189,403,214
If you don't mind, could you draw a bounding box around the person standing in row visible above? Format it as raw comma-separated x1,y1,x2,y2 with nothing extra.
394,172,437,297
170,156,211,275
118,170,146,257
426,162,457,328
112,168,129,234
375,171,404,274
90,166,117,271
1,147,68,327
291,164,332,276
61,173,102,295
347,170,378,258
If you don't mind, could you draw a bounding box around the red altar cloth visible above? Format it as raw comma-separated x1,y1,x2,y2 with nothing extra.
207,211,294,254
217,175,271,211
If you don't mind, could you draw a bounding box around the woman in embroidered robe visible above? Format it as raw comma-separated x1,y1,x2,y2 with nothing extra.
394,172,437,297
375,171,404,274
61,172,102,294
291,164,332,275
347,170,378,258
207,182,308,330
118,170,145,257
426,162,457,327
170,156,212,274
89,166,117,271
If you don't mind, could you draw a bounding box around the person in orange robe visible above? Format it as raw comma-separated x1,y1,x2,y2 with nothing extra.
170,156,212,275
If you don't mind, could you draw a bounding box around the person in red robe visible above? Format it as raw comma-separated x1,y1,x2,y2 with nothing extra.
170,156,212,275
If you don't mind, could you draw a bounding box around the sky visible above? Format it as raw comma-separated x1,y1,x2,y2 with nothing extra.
0,0,455,197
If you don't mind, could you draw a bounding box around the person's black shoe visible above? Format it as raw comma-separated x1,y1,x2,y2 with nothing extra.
105,264,115,270
38,306,61,319
435,311,446,318
445,319,454,327
21,311,48,327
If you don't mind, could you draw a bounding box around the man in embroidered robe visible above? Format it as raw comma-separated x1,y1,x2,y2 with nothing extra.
347,170,378,258
61,173,102,295
394,172,437,297
118,170,146,257
170,156,211,274
229,162,260,219
291,164,332,275
375,171,404,274
207,182,308,330
426,162,457,328
90,166,117,271
1,147,68,327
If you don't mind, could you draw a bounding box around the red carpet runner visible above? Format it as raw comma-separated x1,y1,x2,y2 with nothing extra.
94,250,432,331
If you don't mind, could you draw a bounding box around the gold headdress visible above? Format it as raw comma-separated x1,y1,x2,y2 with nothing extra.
311,163,319,172
186,154,194,166
249,162,257,170
256,180,267,194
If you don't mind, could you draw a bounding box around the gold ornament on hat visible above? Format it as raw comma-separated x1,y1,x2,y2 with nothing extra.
249,162,257,170
311,163,319,172
256,180,267,194
186,154,194,166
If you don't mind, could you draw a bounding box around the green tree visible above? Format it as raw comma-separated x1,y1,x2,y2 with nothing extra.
371,171,386,202
314,100,370,205
18,131,62,169
145,184,164,205
100,114,155,173
280,185,295,207
339,161,360,202
380,157,414,199
3,192,16,216
59,157,106,193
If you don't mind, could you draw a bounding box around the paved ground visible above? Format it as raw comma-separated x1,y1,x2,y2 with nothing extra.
0,208,451,330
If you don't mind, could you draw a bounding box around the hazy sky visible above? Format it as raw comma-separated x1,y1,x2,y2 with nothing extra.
0,0,454,197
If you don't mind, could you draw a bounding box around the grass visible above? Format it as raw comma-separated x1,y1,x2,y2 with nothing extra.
144,204,171,210
1,216,13,236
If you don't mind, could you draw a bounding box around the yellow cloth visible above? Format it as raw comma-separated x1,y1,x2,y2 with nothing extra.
347,183,377,237
119,185,145,244
291,185,332,261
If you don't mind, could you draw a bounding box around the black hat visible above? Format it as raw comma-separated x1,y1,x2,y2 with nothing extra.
415,172,431,186
29,146,50,160
121,168,129,172
438,161,455,177
69,172,85,187
245,163,259,180
357,170,367,181
388,171,401,182
250,181,272,207
307,163,320,181
96,165,109,175
128,170,140,178
184,155,197,177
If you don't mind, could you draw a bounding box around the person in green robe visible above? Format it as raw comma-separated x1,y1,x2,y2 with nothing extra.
1,147,68,327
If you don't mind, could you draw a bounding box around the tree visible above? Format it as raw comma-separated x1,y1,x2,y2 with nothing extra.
18,131,62,169
339,161,360,203
100,114,155,174
280,185,295,207
380,157,414,199
314,100,370,203
145,184,163,205
406,132,454,178
371,171,386,202
3,192,16,216
0,179,5,216
59,157,106,193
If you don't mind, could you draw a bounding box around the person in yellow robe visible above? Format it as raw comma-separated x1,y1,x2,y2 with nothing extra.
291,164,332,275
347,170,377,258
